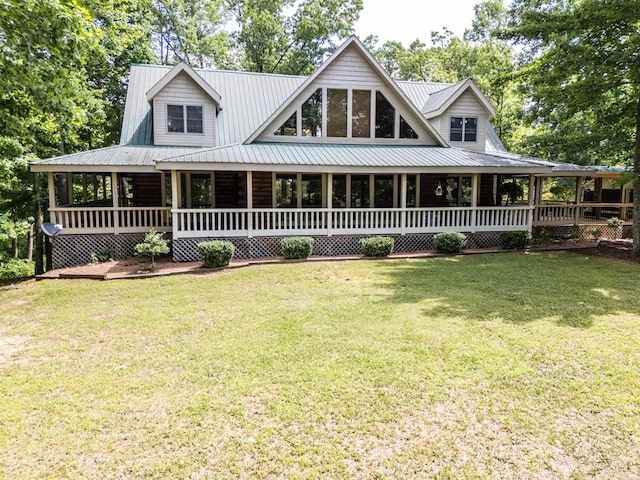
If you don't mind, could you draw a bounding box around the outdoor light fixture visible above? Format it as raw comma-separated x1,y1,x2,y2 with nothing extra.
435,182,443,196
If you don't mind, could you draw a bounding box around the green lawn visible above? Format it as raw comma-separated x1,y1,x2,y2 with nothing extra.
1,251,639,479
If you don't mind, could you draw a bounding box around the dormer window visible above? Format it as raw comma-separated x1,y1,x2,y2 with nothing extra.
167,105,203,134
450,116,477,142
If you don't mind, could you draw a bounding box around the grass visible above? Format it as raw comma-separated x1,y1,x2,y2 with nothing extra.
0,251,639,479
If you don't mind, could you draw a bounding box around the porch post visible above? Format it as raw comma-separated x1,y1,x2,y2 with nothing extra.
66,172,73,205
47,172,56,223
111,172,119,234
171,170,179,238
246,171,253,238
471,173,478,233
327,173,333,236
369,174,375,208
574,176,583,226
527,174,535,232
400,174,407,235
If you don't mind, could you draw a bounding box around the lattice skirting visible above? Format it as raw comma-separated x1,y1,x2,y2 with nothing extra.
532,225,632,241
172,232,504,262
51,233,158,269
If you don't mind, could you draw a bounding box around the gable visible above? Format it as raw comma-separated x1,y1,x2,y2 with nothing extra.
151,72,218,147
248,37,446,146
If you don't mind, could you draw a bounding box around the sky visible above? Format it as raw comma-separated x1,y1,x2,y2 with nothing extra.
354,0,485,46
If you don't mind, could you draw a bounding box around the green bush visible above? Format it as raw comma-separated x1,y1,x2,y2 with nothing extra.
500,231,532,250
433,232,467,254
0,259,34,280
359,236,395,257
90,247,114,264
198,240,235,268
281,237,314,259
134,229,170,270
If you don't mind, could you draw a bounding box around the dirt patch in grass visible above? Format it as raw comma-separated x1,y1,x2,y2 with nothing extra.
0,334,28,365
578,239,640,264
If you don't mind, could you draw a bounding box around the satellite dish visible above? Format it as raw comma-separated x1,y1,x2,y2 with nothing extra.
41,222,63,237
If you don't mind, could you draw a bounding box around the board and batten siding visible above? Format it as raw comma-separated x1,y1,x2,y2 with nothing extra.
434,90,487,152
152,72,217,147
257,44,438,145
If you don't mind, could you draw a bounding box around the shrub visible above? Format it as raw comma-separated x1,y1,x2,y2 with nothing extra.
134,229,170,270
433,232,467,254
0,259,34,280
90,247,114,264
281,237,314,259
500,231,532,250
359,236,394,257
198,240,235,268
607,217,623,228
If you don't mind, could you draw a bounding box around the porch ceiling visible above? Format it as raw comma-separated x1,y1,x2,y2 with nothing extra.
156,143,554,174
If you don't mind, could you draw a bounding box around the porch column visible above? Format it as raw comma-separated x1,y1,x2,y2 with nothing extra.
247,171,253,238
527,174,535,232
327,173,333,236
171,170,179,238
574,176,583,226
369,174,375,208
400,174,407,235
47,172,56,223
111,172,119,234
470,173,478,233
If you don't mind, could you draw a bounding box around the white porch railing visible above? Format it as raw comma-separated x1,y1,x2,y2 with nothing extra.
50,207,172,234
173,206,534,239
534,203,633,226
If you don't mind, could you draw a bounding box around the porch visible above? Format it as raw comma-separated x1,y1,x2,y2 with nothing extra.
46,168,633,239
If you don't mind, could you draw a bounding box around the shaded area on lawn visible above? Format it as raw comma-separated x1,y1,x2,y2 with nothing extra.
369,251,640,328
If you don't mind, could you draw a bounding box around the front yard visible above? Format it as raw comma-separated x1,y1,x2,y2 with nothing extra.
1,252,639,479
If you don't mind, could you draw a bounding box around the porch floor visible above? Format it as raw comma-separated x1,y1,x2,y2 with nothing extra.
36,241,601,280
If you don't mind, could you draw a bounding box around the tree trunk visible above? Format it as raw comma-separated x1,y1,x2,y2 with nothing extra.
633,91,640,256
12,237,18,258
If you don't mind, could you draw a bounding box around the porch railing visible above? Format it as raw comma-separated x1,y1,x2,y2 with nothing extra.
49,203,631,237
173,206,534,239
50,207,172,234
534,203,633,226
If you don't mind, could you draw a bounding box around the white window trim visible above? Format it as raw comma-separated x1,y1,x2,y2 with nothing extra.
449,116,478,143
166,104,205,135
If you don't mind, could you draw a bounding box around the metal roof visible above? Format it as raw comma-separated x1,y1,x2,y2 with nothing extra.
30,145,205,172
120,64,464,148
156,143,554,173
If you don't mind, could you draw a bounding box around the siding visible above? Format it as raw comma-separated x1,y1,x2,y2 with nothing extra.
252,172,272,208
215,171,247,208
257,44,439,145
315,45,386,88
130,173,163,206
152,72,216,147
435,90,487,152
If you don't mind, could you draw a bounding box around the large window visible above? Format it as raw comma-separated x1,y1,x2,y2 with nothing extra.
351,175,370,208
167,105,203,134
375,91,395,138
274,112,296,136
274,88,418,140
352,89,371,137
275,173,323,208
450,116,477,142
302,89,323,137
374,175,394,207
327,89,347,137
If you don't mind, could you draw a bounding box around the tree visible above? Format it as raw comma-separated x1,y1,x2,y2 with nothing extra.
505,0,640,255
369,1,522,148
225,0,363,75
152,0,234,68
